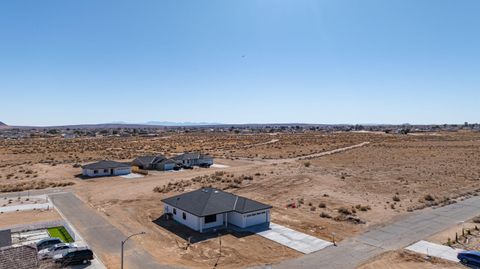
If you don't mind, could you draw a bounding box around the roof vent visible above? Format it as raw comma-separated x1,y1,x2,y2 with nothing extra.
214,190,219,193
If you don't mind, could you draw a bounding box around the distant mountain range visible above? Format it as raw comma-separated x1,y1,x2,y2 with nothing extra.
145,121,222,126
1,121,224,129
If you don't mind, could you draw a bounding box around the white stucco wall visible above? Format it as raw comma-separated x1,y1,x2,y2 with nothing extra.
82,168,111,177
113,167,131,175
244,210,270,227
201,213,224,230
227,211,245,228
199,158,214,165
164,204,201,231
82,167,131,177
164,204,270,232
164,163,175,171
229,209,270,228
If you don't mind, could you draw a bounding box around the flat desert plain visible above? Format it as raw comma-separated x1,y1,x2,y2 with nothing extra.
1,131,480,268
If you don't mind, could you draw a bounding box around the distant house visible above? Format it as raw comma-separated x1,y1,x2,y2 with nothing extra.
172,153,213,168
162,188,271,233
131,155,176,171
81,160,132,177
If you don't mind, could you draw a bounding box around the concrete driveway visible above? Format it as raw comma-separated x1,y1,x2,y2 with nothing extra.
406,240,463,263
249,223,333,254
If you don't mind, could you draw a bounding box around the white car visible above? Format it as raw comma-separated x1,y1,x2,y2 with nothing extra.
38,243,77,260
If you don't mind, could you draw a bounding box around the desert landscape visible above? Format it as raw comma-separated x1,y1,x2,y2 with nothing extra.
1,130,480,268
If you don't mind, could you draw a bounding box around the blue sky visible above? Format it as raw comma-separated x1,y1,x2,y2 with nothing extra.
0,0,479,126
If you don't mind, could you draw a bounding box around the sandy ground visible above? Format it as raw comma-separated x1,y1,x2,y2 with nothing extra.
426,215,480,253
358,250,463,269
1,132,480,268
0,209,60,229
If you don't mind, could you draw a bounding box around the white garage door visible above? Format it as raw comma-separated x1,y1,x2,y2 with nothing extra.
245,211,267,227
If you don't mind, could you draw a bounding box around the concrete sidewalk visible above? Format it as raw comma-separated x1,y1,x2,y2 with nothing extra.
406,240,463,262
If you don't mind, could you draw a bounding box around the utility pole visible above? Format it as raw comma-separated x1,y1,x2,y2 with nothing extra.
121,232,146,269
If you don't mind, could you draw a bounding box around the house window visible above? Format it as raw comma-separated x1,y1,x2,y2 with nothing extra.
182,212,186,220
205,214,217,224
104,169,108,173
94,170,98,174
173,208,176,215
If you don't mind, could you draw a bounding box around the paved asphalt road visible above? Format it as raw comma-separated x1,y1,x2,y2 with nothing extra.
271,196,480,269
50,192,177,269
47,191,480,269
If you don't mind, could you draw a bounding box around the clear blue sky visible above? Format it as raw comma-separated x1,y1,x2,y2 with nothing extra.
1,0,479,126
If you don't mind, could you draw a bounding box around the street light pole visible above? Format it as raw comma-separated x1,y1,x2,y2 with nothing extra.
121,232,146,269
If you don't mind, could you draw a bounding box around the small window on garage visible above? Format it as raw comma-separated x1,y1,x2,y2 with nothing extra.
104,169,108,173
94,170,98,174
205,214,217,223
182,212,186,220
173,208,176,215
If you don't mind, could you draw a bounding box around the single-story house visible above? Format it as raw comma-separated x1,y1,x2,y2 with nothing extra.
131,155,176,171
81,160,132,177
162,188,271,233
172,153,214,168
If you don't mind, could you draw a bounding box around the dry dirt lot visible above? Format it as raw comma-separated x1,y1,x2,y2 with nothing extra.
358,250,462,269
0,131,480,268
427,215,480,251
0,209,61,229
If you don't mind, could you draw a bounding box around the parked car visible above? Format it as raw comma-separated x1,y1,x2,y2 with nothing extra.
38,243,77,260
53,247,94,266
36,238,62,251
458,250,480,265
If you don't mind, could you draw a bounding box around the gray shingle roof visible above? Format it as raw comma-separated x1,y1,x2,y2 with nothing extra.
0,245,38,269
162,188,271,217
132,155,167,167
157,159,176,165
82,160,131,170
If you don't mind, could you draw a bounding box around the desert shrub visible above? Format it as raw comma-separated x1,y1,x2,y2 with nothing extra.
304,162,311,168
338,207,352,215
320,212,332,218
424,194,435,201
319,202,326,208
392,195,400,202
358,205,371,211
